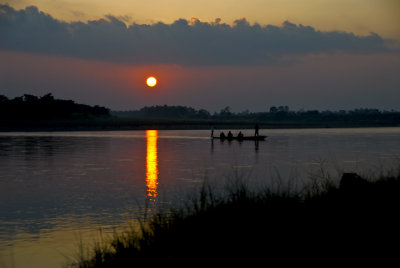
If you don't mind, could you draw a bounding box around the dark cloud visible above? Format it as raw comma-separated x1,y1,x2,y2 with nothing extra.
0,4,395,65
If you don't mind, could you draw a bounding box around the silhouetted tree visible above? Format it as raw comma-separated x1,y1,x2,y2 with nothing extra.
269,106,278,113
110,103,399,126
219,106,232,117
0,93,110,120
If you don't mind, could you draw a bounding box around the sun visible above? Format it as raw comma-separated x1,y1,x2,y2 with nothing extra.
146,76,157,87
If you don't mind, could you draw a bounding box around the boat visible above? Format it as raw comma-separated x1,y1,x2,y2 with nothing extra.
212,135,267,141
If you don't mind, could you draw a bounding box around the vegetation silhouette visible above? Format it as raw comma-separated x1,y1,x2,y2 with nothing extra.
113,104,399,123
0,93,110,120
68,171,400,267
113,104,400,128
113,105,211,119
1,93,399,130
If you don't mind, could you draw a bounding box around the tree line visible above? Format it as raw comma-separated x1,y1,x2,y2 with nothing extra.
1,94,398,125
0,94,110,120
112,105,211,119
112,105,400,124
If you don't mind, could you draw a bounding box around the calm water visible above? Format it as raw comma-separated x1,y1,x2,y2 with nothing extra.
0,128,399,267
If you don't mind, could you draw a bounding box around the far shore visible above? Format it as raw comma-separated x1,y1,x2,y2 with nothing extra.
1,118,399,132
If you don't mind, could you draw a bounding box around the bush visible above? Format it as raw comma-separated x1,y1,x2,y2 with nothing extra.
68,171,400,267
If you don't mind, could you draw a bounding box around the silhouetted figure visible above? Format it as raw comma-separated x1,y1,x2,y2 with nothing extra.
220,132,226,139
227,131,233,139
211,125,215,137
237,131,244,139
254,124,260,136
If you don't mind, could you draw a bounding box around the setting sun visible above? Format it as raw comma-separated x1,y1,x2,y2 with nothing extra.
146,76,157,87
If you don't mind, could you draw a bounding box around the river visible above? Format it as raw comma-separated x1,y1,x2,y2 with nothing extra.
0,128,399,267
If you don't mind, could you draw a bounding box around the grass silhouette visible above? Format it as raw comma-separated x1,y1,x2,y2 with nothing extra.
67,170,400,267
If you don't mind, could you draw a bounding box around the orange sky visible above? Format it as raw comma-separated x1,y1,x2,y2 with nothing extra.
1,1,399,111
5,0,400,39
2,49,399,111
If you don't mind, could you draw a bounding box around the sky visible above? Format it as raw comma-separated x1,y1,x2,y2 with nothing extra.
1,0,399,112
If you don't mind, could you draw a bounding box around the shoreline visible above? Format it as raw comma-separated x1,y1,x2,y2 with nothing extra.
67,172,400,267
1,118,399,132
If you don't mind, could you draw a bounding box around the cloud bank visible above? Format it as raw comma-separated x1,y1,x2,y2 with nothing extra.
0,4,395,65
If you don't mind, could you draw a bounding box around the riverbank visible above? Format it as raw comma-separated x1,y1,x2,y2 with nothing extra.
1,117,399,132
67,171,400,267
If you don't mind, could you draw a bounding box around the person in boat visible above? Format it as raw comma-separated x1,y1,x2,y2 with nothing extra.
254,123,260,137
237,131,244,139
220,132,226,139
211,125,215,137
227,131,233,139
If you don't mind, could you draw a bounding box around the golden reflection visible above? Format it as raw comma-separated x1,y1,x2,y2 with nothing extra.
146,130,159,200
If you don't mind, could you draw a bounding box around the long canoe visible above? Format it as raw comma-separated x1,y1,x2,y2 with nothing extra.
212,135,267,141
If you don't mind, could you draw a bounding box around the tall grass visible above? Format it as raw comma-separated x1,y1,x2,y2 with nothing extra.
67,170,400,267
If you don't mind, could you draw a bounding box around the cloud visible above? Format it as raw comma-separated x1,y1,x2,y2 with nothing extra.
0,4,396,66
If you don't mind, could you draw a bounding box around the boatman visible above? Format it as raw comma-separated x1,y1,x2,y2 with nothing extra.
254,123,260,137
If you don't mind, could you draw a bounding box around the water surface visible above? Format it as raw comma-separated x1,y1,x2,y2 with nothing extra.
0,128,399,267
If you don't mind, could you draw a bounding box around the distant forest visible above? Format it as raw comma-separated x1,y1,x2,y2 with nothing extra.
112,105,400,125
0,94,110,120
1,94,399,129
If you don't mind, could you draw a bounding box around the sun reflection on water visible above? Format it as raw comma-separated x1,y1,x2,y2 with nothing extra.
146,130,159,200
